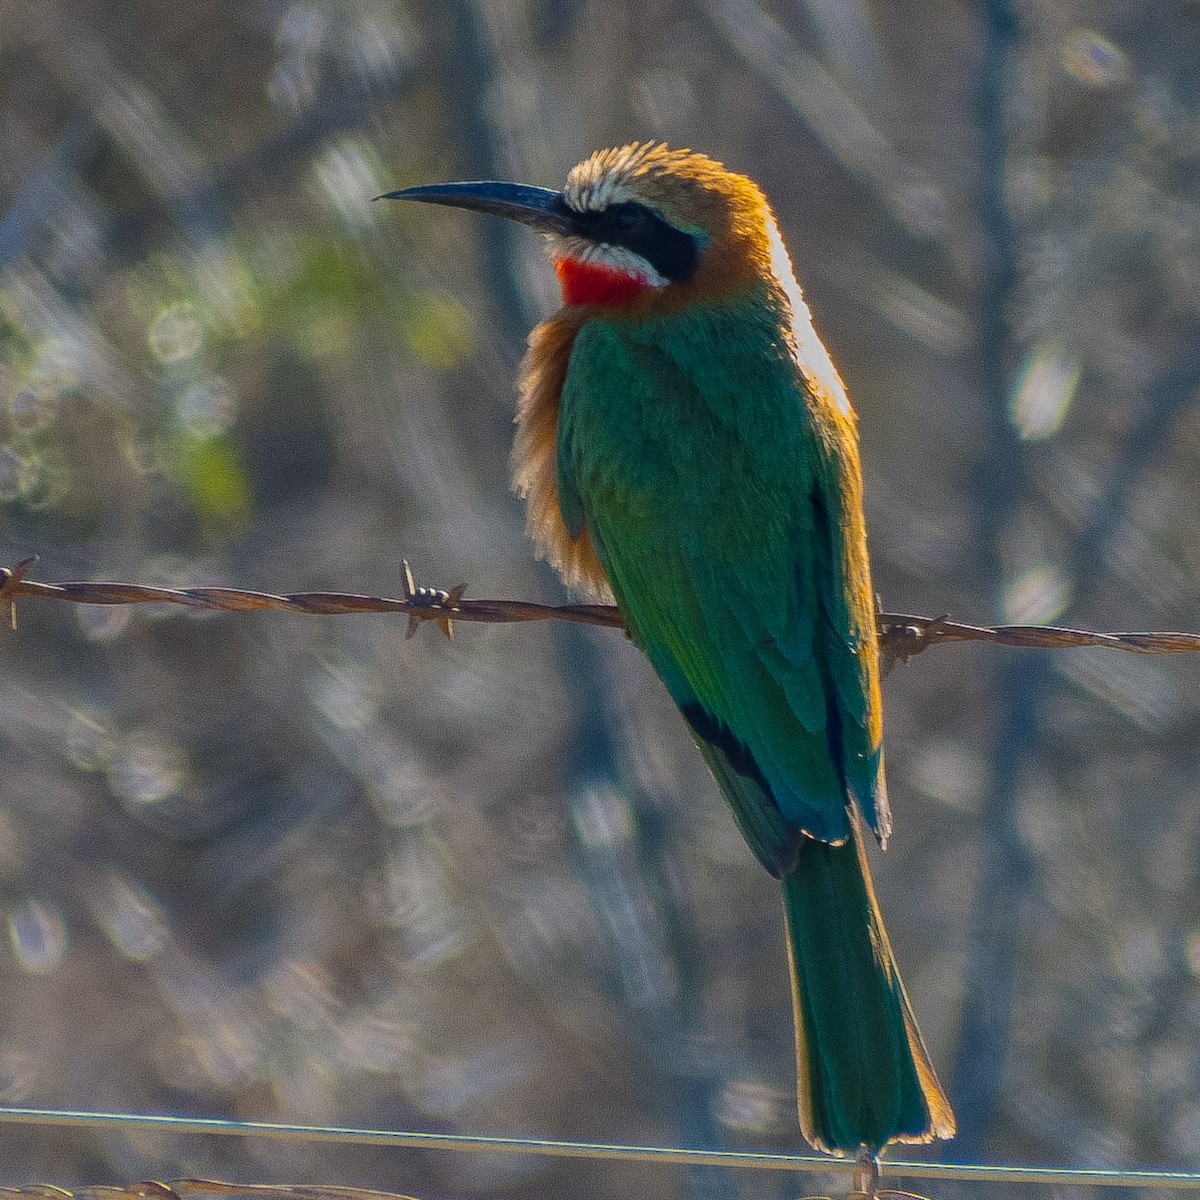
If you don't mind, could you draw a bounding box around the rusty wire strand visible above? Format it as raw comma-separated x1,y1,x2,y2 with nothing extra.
0,1188,924,1200
0,1184,421,1200
4,556,1200,662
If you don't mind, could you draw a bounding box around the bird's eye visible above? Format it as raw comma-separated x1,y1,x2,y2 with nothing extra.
611,205,645,233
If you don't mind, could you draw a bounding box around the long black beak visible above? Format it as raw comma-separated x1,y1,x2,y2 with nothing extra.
374,181,578,236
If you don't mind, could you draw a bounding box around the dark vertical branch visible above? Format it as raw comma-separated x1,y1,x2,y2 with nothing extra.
950,658,1039,1158
442,1,540,352
972,0,1023,557
950,0,1034,1160
441,3,727,1187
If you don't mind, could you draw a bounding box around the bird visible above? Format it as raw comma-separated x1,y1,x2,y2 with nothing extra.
378,142,955,1157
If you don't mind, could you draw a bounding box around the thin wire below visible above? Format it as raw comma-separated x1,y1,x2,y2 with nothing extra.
0,1107,1197,1189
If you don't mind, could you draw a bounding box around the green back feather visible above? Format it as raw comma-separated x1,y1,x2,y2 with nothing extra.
557,293,882,844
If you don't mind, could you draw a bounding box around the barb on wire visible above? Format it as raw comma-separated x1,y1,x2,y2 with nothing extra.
5,556,1200,664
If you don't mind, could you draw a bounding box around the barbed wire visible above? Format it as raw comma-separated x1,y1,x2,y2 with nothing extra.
4,557,1200,666
6,556,1199,1199
0,1107,1198,1195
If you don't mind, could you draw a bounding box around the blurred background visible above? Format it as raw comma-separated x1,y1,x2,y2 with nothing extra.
2,0,1200,1197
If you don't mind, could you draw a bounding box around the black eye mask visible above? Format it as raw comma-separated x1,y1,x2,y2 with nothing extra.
571,202,701,283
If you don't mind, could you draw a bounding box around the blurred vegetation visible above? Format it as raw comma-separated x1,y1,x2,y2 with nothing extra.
3,1,1200,1197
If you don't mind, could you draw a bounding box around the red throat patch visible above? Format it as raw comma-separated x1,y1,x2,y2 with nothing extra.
555,256,659,308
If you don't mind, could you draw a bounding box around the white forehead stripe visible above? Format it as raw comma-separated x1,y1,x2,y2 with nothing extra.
563,174,637,214
765,215,852,417
563,141,676,214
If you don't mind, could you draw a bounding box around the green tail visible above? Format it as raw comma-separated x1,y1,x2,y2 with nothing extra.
782,811,955,1155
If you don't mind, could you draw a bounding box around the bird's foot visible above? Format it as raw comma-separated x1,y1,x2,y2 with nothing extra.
851,1148,881,1198
878,612,951,675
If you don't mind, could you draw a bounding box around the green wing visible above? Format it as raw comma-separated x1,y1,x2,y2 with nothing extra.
557,313,888,864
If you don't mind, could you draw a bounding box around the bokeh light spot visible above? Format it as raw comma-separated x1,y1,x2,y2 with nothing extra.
308,659,381,731
90,873,170,962
1003,563,1073,624
315,138,383,228
66,709,118,770
107,731,188,805
176,376,238,438
910,738,986,812
571,785,633,849
1009,340,1081,440
147,301,204,363
713,1077,787,1134
1063,29,1130,87
8,898,68,974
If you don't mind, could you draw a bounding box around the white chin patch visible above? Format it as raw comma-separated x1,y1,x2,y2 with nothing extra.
550,236,669,288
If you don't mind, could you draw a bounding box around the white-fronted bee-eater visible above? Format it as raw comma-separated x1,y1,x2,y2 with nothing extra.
379,142,955,1157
